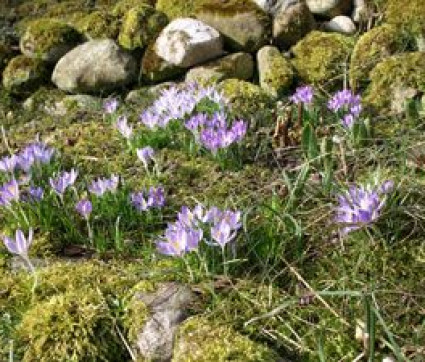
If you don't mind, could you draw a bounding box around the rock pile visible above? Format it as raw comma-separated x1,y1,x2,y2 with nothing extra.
1,0,424,114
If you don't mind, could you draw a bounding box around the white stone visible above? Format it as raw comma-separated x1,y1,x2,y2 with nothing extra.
155,18,223,68
306,0,352,17
252,0,298,15
324,15,356,34
352,0,367,22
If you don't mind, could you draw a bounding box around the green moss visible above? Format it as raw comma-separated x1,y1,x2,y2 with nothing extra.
17,290,127,361
74,11,120,40
112,0,157,17
258,47,294,97
141,43,185,83
173,316,279,361
123,280,157,344
118,5,168,50
385,0,425,38
349,24,412,91
20,19,82,62
217,79,274,119
2,55,49,95
291,31,354,89
364,52,425,114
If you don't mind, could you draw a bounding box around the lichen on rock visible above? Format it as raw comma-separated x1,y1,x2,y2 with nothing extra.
73,11,121,40
291,30,354,89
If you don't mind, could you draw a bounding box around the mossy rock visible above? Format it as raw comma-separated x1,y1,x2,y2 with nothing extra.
112,0,157,17
2,55,50,95
364,52,425,114
291,30,354,89
73,11,121,40
185,52,254,84
217,78,274,120
385,0,425,43
155,0,200,19
141,43,185,84
195,0,271,52
257,45,294,97
173,316,279,361
17,290,127,361
19,19,82,63
349,24,412,92
118,5,168,50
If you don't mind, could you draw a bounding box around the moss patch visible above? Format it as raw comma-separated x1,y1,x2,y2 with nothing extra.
291,31,354,89
385,0,425,38
73,11,121,40
364,52,425,114
2,55,49,95
349,24,412,91
20,19,82,62
17,290,127,361
258,46,294,97
173,316,279,361
112,0,157,17
118,5,168,50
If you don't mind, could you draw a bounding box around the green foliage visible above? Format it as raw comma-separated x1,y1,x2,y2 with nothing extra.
73,11,120,40
385,0,425,38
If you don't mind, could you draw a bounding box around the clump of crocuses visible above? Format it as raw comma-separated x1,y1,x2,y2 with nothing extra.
131,186,165,212
156,204,242,278
335,180,394,235
328,89,362,128
290,85,314,106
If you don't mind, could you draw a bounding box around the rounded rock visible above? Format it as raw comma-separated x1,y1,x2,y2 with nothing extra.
306,0,352,18
324,16,356,35
273,1,316,49
155,18,223,68
52,39,137,93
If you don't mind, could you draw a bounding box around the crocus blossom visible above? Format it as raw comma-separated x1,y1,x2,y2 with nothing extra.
75,199,92,219
3,228,33,257
49,169,78,195
290,86,314,105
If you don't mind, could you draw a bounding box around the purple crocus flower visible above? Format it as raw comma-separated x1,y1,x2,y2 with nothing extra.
75,199,92,219
103,98,119,114
379,180,395,194
29,186,44,201
177,204,205,227
131,191,150,211
0,179,20,206
147,186,165,208
211,220,237,248
156,223,203,257
0,155,18,173
342,113,355,128
230,120,247,142
3,228,33,257
137,147,155,168
335,183,390,235
116,115,133,139
290,86,314,105
49,169,78,195
89,175,119,197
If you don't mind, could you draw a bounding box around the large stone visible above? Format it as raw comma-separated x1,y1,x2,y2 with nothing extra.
52,39,137,93
130,282,196,361
20,19,82,63
155,18,223,68
291,31,354,89
195,0,271,53
185,52,254,83
252,0,291,15
349,24,407,91
2,55,49,94
141,43,185,84
324,15,356,35
257,46,294,97
306,0,352,18
118,5,168,50
352,0,371,23
364,52,425,114
272,0,316,49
